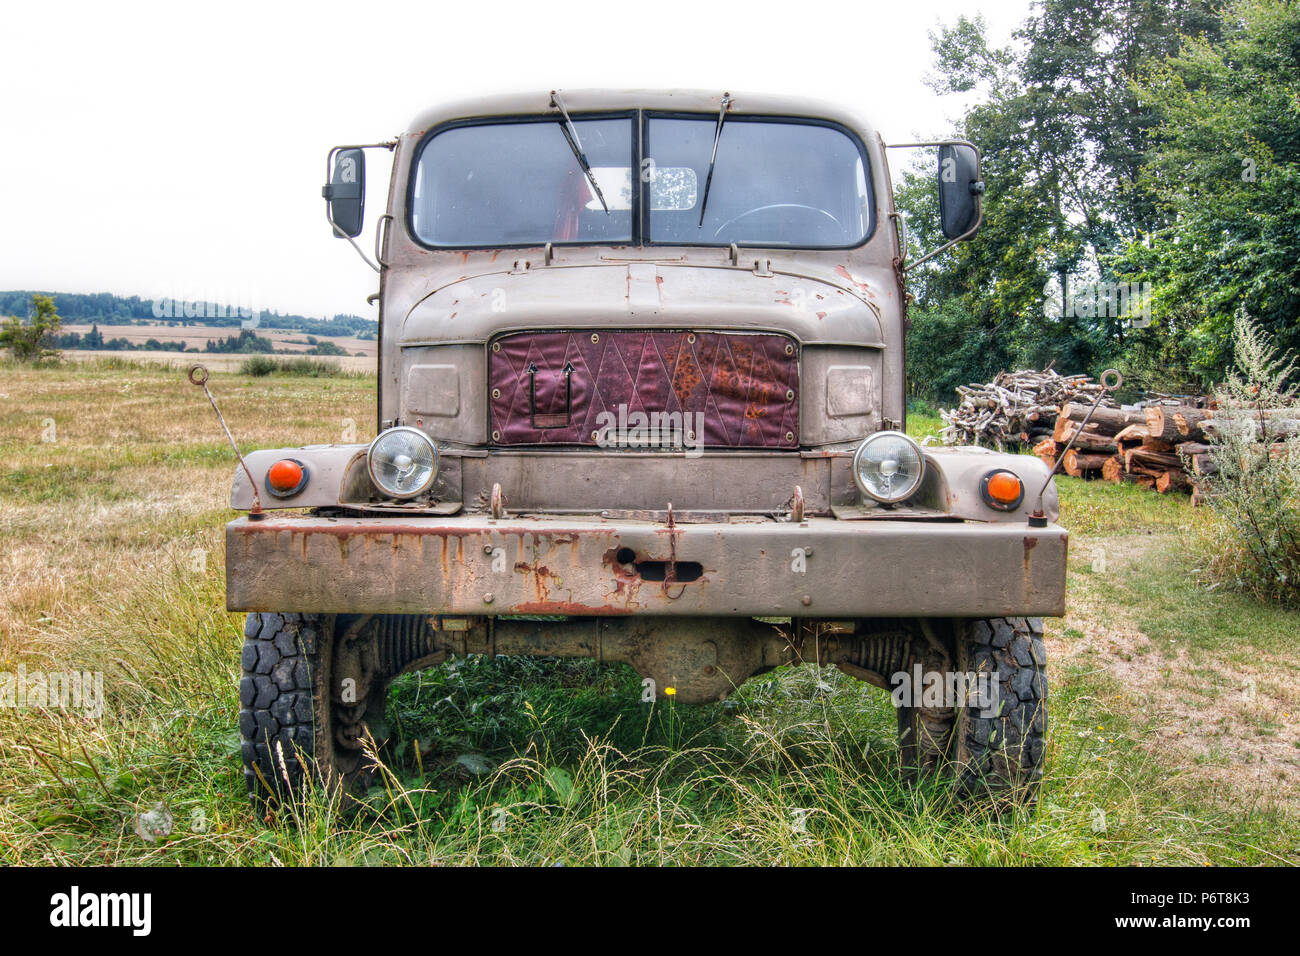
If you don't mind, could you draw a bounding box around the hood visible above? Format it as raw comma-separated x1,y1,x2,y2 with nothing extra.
399,262,887,348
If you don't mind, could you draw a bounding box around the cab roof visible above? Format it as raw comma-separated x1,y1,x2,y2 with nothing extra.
405,89,879,141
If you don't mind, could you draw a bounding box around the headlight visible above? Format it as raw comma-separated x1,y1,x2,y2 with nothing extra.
852,430,925,504
367,426,437,499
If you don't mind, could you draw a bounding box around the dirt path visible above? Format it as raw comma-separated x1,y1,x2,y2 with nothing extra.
1054,533,1300,808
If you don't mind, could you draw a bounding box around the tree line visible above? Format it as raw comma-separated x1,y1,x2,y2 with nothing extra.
0,290,375,339
899,0,1299,404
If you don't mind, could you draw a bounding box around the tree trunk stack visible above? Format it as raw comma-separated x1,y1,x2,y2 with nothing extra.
940,367,1118,450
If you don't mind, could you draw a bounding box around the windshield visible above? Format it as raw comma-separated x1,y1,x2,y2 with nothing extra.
409,113,873,248
411,117,634,246
647,118,870,246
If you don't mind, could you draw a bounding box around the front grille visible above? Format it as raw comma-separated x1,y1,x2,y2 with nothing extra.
488,330,799,448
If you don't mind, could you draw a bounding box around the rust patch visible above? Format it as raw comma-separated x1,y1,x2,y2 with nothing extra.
1023,535,1038,573
833,265,875,298
237,521,614,540
510,601,634,615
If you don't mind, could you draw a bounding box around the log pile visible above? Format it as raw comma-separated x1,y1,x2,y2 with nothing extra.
939,368,1117,449
937,370,1299,500
1030,399,1217,495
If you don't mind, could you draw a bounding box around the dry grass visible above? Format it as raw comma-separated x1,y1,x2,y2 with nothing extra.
0,362,375,659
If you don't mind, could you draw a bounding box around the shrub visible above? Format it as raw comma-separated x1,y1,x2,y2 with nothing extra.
0,294,62,363
239,356,347,377
1200,311,1300,606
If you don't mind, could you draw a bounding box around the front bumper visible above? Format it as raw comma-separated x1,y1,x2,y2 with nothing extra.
226,513,1067,618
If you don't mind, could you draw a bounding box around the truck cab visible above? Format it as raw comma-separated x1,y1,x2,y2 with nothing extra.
227,91,1064,806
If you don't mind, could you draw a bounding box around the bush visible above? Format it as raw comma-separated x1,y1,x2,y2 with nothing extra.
239,356,347,377
1200,311,1300,607
0,294,62,363
905,303,1011,404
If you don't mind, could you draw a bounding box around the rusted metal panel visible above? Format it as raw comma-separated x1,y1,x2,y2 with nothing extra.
487,329,799,448
225,514,1067,617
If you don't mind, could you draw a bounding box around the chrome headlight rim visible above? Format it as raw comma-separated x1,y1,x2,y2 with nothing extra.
851,429,926,504
366,425,438,500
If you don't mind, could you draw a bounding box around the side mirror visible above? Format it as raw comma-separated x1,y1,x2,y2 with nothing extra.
938,143,984,240
323,148,365,239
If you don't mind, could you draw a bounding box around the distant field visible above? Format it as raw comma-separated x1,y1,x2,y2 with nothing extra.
59,322,378,359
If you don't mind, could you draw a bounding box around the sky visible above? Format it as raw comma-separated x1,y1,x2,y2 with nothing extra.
0,0,1032,322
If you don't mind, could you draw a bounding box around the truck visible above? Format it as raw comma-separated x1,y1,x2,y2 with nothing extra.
226,90,1065,808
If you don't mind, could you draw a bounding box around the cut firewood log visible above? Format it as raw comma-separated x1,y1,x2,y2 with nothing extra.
1032,438,1059,471
1155,470,1191,493
1101,456,1124,483
1175,441,1210,457
1191,454,1217,476
1202,417,1300,441
1125,446,1183,472
1053,418,1103,442
1055,428,1119,454
1143,405,1189,443
1114,423,1149,444
1058,402,1145,432
1063,449,1112,476
1172,407,1213,441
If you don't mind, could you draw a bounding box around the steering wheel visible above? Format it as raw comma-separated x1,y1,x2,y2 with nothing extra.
712,203,842,241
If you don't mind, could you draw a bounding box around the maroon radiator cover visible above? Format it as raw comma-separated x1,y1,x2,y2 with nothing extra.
488,330,799,447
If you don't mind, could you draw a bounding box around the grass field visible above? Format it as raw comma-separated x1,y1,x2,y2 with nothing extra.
1,363,1297,865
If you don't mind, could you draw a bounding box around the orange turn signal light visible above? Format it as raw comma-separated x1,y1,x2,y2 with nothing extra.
265,458,307,497
981,470,1024,511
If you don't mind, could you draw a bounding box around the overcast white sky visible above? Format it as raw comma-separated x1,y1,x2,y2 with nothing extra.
0,0,1032,321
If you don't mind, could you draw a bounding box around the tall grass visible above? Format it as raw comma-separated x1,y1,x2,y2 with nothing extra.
0,531,1290,865
1,362,1296,866
1199,311,1300,607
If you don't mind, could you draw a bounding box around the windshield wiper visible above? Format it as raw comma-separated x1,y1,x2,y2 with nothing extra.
697,91,732,228
550,90,609,215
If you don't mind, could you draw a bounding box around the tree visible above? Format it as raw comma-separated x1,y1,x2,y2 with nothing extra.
1121,0,1300,378
0,294,62,363
897,1,1227,400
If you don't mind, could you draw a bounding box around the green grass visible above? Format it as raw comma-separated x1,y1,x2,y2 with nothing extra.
1,365,1297,865
906,398,944,443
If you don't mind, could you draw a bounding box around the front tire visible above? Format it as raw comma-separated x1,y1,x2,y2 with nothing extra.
894,617,1047,802
238,612,389,807
952,617,1047,800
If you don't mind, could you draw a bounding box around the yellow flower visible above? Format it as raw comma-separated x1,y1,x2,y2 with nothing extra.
665,686,676,697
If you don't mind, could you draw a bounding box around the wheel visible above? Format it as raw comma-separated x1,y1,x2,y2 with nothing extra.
894,617,1047,802
953,617,1047,801
238,612,390,807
